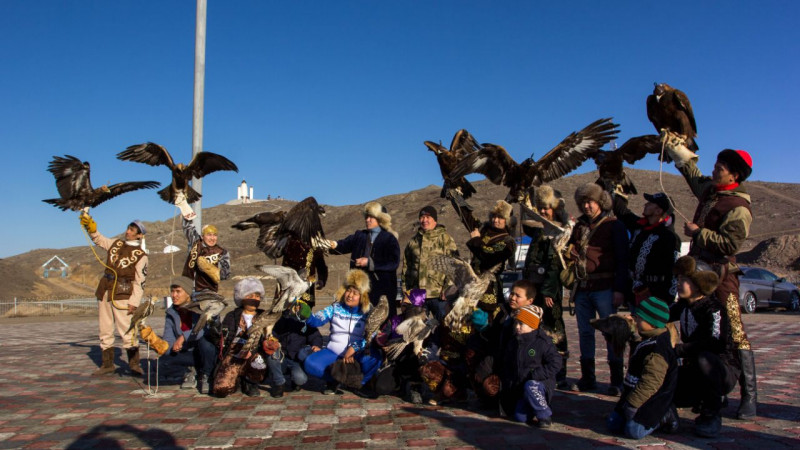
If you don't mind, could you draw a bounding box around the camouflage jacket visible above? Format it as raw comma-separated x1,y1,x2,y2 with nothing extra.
402,225,459,298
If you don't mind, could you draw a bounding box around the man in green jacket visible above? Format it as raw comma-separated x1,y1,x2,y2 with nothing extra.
665,132,757,419
402,206,459,320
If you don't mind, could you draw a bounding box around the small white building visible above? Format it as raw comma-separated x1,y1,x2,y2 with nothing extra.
237,180,254,203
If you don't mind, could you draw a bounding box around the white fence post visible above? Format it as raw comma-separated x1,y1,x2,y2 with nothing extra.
14,297,16,316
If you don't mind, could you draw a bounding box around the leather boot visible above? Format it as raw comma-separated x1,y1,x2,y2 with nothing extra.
607,360,624,396
570,358,596,392
659,404,679,433
556,356,570,390
126,347,143,376
92,348,116,376
736,349,757,419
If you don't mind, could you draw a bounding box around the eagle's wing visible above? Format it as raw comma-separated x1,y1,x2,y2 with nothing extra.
530,118,619,184
187,152,238,178
670,89,697,135
449,129,481,159
117,142,175,169
239,311,281,356
449,143,517,186
255,265,308,313
47,155,91,199
231,211,286,231
617,134,662,164
429,255,478,291
90,181,160,208
279,197,326,247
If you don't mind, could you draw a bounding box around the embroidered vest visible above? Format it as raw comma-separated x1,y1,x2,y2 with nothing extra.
95,240,144,301
183,242,225,292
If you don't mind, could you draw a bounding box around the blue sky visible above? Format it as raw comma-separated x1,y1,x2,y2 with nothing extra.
1,1,797,258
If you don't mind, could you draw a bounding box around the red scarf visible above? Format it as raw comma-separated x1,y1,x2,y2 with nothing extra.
637,215,670,231
715,182,739,192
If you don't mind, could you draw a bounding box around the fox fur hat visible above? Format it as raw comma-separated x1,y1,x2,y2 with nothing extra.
233,277,265,307
364,201,396,236
535,185,566,211
673,255,720,296
574,183,612,212
336,269,371,311
489,200,513,222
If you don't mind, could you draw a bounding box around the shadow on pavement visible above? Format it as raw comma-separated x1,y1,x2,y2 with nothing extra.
65,424,182,450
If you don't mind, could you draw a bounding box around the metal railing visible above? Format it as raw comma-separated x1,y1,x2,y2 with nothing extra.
0,298,97,318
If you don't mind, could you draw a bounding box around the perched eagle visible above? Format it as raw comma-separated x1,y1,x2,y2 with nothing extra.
364,295,390,347
449,118,619,203
592,134,662,195
234,197,328,259
236,310,282,358
383,313,438,362
424,129,481,199
125,296,159,344
43,155,160,211
254,265,313,314
430,255,501,330
646,83,698,151
116,142,238,204
177,290,229,338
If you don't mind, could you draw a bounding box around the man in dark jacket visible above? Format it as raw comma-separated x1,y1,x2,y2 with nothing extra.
566,183,629,394
671,256,741,438
666,134,757,419
612,191,681,307
330,201,401,316
498,305,562,428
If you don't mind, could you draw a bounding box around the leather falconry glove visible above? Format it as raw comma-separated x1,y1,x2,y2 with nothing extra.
174,192,197,220
661,130,698,169
140,326,169,356
196,257,221,285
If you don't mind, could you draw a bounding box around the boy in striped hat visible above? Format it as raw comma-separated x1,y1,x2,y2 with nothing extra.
607,296,680,439
498,305,562,428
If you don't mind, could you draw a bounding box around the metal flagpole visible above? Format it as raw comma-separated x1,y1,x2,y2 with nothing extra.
191,0,207,232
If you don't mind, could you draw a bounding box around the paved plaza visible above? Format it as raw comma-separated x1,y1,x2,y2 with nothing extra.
0,310,799,449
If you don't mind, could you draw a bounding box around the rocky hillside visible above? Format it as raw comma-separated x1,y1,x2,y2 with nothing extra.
3,168,799,300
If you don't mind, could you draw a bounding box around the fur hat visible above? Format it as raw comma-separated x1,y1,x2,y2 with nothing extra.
335,269,371,311
673,256,720,296
717,149,753,182
233,277,265,307
574,183,612,211
534,185,565,211
489,200,513,222
364,201,396,236
169,276,194,296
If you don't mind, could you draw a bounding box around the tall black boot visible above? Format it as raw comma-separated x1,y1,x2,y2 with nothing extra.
556,355,569,390
736,349,757,419
126,347,143,376
608,360,624,396
570,358,596,392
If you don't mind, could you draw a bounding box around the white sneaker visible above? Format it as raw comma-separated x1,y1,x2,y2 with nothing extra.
180,367,196,390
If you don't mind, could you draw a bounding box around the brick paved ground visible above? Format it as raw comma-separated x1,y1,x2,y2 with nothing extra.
1,310,799,449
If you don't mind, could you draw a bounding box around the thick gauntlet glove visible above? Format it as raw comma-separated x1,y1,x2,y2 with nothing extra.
196,257,221,284
80,214,97,233
140,326,169,356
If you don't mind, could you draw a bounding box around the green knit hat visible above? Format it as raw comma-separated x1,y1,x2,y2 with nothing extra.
637,296,670,329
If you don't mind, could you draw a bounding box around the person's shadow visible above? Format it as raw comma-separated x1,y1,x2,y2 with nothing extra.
66,424,182,450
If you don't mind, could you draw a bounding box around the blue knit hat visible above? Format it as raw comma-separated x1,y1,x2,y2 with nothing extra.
636,296,670,329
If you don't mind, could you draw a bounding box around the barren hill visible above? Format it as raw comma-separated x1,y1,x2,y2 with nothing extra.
3,168,799,300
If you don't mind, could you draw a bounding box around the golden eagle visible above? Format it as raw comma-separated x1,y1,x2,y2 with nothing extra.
449,118,619,203
43,155,160,211
592,134,662,195
116,142,238,204
646,83,698,151
424,129,481,199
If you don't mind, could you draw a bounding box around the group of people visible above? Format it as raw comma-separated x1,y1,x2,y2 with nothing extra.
82,135,758,439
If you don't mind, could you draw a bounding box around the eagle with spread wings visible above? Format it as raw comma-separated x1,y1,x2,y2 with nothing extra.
591,134,662,195
43,155,160,212
116,142,238,204
646,83,698,151
449,118,619,203
231,211,287,257
424,129,481,199
236,197,329,260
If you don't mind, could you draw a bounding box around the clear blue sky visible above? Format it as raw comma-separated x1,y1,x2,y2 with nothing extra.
1,1,797,258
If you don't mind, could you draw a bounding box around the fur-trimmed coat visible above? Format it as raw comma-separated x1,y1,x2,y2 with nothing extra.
566,212,629,293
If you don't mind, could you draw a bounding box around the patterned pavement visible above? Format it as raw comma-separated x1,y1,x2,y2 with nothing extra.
0,310,799,449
